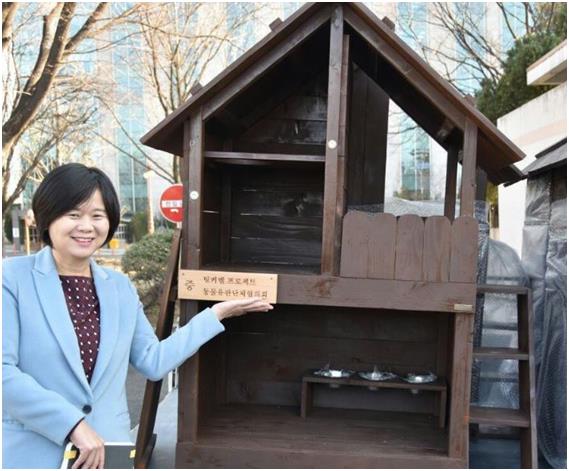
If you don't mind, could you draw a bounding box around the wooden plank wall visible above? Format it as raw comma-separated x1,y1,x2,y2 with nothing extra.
229,166,323,270
235,70,329,155
347,64,389,207
201,164,222,265
340,211,478,283
216,305,448,415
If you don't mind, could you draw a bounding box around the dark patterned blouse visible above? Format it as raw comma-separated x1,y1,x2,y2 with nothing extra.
59,276,101,383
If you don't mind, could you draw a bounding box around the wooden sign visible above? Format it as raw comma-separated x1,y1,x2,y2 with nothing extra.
178,269,278,303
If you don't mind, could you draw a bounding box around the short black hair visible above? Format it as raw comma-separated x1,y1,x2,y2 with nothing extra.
32,163,121,246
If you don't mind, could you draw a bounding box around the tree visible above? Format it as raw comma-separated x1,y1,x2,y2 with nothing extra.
98,3,266,183
476,32,564,124
121,228,174,323
397,2,566,94
1,2,139,219
394,2,566,210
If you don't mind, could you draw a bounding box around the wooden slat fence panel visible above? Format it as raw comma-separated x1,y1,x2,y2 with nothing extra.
450,216,478,283
367,213,396,279
422,216,451,282
341,212,477,284
394,214,424,281
340,211,368,277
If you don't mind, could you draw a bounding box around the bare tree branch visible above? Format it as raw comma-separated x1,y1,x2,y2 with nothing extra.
497,3,519,41
2,2,141,218
64,2,108,54
2,2,18,53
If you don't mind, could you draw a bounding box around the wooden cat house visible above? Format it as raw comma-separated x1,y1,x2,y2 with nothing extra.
141,3,525,468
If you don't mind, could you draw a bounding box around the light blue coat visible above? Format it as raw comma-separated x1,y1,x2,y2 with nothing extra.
2,246,224,468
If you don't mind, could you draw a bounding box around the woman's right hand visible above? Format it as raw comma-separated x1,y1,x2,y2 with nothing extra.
211,297,273,321
69,420,105,469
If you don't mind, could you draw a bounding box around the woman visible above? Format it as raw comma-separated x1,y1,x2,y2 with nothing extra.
2,163,273,469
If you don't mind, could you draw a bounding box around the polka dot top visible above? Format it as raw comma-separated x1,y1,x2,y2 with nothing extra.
59,275,100,383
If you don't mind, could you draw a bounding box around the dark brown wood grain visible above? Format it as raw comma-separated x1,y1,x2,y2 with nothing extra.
321,5,344,275
339,211,368,277
205,151,325,163
395,214,424,281
178,114,205,444
449,216,478,283
227,166,323,269
368,212,397,279
444,145,458,221
518,290,538,468
334,34,350,275
219,172,231,263
176,405,464,468
300,373,448,428
346,63,390,206
202,5,332,120
447,313,473,460
422,216,451,282
277,273,476,312
460,120,477,217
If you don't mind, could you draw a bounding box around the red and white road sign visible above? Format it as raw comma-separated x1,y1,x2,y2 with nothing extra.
159,184,184,223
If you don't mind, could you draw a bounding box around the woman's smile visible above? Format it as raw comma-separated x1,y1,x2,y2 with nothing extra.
49,189,110,270
71,236,96,247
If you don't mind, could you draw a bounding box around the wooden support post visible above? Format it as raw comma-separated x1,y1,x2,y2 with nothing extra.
322,5,346,275
476,168,488,201
334,34,350,275
444,145,458,221
518,291,538,468
460,120,477,217
177,113,204,450
448,312,474,462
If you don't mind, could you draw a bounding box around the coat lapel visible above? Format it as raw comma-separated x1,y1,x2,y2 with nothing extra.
88,259,120,390
32,247,92,394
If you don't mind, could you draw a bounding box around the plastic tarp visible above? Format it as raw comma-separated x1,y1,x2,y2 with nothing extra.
471,237,528,410
522,169,567,469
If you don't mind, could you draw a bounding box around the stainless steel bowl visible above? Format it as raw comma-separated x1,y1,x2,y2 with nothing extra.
402,372,437,384
358,371,397,382
313,368,353,379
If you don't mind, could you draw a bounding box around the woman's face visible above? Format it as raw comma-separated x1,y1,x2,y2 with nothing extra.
48,189,110,263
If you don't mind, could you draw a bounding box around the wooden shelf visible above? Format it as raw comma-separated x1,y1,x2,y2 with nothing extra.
473,347,529,360
477,284,529,295
205,150,325,164
194,268,476,312
302,371,447,391
301,372,447,428
469,406,530,428
182,404,460,468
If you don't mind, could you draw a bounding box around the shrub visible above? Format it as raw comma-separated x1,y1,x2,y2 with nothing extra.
128,211,149,243
121,228,174,324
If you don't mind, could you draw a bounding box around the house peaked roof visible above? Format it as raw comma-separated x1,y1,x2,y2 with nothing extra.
141,2,525,185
